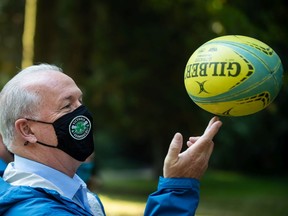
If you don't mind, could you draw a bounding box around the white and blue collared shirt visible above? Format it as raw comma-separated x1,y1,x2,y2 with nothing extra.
3,155,104,216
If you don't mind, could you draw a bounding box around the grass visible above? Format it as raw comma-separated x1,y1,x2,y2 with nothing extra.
99,195,146,216
197,170,288,216
90,169,288,216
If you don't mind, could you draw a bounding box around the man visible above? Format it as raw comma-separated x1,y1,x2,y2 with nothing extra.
0,64,222,215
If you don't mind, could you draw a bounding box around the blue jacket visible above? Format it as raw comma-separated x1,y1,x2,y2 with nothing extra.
144,177,200,216
0,167,200,215
0,159,7,176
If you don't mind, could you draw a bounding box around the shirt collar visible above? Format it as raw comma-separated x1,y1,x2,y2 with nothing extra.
13,155,86,199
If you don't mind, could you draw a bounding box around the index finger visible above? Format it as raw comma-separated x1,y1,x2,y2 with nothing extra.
203,116,222,139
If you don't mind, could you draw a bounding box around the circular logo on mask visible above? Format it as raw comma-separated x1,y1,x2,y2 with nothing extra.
69,115,91,140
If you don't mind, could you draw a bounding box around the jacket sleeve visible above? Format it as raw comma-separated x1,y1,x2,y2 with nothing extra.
144,177,200,216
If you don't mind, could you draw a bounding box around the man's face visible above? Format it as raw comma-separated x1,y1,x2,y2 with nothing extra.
27,71,83,147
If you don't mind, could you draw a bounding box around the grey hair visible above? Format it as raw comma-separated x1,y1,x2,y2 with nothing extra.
0,63,63,151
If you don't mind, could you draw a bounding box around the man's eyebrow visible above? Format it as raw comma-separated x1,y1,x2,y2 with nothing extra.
61,93,83,101
62,95,73,101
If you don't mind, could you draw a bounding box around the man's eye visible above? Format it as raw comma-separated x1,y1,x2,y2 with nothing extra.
62,104,71,109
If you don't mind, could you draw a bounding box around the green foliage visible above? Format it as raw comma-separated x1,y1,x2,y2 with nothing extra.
211,106,288,175
0,0,24,80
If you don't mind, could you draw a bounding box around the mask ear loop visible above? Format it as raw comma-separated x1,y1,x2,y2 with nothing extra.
36,141,57,148
25,118,52,124
23,140,57,148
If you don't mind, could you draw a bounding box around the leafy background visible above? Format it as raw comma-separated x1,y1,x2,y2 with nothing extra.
0,0,287,182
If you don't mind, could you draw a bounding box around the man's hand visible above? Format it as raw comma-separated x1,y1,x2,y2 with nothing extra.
163,116,222,179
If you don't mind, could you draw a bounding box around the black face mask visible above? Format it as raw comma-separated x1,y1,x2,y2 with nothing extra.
26,105,94,162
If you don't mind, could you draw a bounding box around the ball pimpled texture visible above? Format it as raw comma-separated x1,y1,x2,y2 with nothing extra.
184,35,283,117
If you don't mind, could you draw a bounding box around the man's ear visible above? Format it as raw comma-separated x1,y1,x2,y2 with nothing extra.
15,119,37,143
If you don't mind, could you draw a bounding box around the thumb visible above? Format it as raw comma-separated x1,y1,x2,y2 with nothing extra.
165,133,183,164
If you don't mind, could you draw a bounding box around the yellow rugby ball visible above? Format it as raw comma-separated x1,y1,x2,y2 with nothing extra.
184,35,283,116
